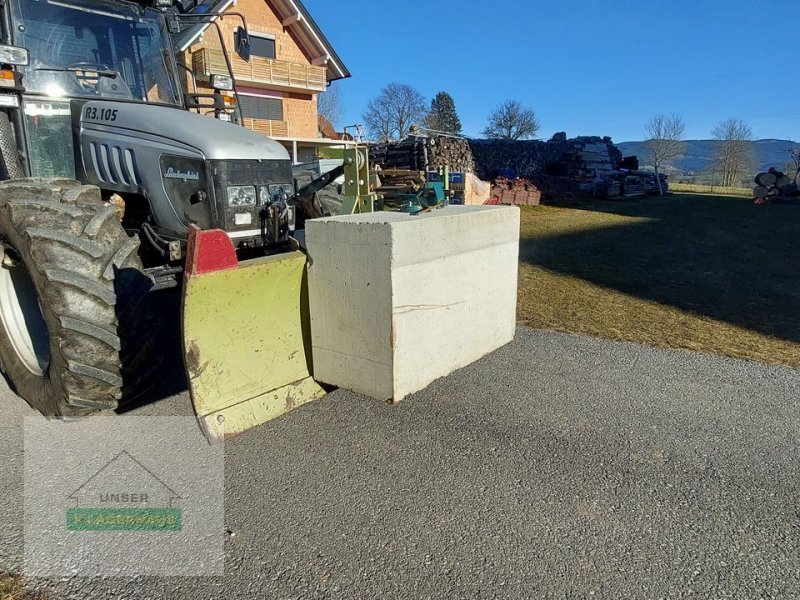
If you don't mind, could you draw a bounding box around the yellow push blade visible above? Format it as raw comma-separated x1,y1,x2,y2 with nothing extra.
182,227,325,443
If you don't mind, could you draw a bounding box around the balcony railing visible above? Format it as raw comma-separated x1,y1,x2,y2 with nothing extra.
242,118,289,137
193,48,326,93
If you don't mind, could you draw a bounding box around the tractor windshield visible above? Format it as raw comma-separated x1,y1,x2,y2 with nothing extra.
12,0,181,106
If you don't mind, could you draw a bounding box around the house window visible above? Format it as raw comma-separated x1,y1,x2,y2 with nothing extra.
249,34,276,60
239,95,284,121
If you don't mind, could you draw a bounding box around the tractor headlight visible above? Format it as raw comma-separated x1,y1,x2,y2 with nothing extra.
260,184,291,205
259,186,270,205
227,185,256,207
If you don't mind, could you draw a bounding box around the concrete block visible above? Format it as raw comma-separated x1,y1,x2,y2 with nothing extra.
305,205,519,402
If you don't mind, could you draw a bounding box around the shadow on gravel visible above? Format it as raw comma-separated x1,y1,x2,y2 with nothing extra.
115,279,187,414
519,194,800,345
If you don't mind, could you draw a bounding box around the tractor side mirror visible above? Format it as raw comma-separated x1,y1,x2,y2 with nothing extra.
234,26,250,62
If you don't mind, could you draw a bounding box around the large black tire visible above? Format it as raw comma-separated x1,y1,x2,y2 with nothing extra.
0,178,154,416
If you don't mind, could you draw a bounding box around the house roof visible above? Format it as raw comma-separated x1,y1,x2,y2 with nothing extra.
174,0,350,82
269,0,350,81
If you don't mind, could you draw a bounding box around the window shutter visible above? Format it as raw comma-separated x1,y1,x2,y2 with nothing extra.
239,96,284,121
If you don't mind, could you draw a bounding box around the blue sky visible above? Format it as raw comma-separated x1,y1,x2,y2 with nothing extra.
304,0,799,142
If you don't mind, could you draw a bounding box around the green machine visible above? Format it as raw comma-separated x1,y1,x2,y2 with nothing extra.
385,165,452,215
340,146,381,214
292,146,456,219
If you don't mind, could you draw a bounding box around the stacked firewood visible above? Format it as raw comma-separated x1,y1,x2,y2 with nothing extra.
368,138,428,171
487,177,542,206
752,168,800,203
468,136,623,183
369,136,474,173
428,137,475,173
537,170,666,204
369,133,668,205
375,169,426,195
468,139,552,180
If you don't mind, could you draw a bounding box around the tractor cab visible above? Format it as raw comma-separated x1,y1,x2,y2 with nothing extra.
3,0,247,179
12,0,182,107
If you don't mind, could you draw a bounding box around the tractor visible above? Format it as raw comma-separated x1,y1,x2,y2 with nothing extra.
0,0,361,439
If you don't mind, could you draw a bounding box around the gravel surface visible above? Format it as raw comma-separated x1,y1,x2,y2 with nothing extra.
2,327,799,599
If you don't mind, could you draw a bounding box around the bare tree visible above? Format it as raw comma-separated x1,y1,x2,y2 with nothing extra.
644,114,686,195
482,100,540,140
362,83,427,141
787,143,800,183
712,118,754,187
318,84,343,128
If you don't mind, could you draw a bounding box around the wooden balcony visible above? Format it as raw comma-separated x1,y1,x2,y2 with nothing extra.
193,48,326,93
242,118,289,137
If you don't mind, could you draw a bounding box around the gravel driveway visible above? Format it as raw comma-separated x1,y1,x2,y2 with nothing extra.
2,327,799,598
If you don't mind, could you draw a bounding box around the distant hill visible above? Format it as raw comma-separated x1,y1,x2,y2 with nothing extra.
616,139,795,177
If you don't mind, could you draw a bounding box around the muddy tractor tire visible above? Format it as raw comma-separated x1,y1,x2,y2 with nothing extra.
0,179,155,417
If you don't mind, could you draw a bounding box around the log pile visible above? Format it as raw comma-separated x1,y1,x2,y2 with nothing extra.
369,133,665,205
620,171,667,197
487,178,542,206
467,135,623,183
374,169,427,205
468,139,553,180
752,168,800,204
369,136,474,173
533,136,665,203
536,170,667,204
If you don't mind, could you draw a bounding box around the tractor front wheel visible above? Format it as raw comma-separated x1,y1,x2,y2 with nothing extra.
0,179,152,416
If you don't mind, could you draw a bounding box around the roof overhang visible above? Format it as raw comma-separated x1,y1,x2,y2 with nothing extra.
174,0,351,82
267,0,350,81
174,0,236,52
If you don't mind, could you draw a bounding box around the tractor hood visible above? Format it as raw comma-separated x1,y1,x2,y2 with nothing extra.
79,100,290,161
77,99,293,237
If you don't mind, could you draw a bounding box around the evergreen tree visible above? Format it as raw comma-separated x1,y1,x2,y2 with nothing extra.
425,92,462,135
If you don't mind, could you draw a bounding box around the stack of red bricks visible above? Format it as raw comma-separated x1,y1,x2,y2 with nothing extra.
486,177,542,206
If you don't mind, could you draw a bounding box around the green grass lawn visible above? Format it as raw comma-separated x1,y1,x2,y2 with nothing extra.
518,193,800,368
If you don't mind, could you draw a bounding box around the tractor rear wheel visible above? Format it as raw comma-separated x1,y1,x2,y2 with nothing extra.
0,179,154,416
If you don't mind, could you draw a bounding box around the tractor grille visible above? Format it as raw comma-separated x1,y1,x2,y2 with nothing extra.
88,142,140,187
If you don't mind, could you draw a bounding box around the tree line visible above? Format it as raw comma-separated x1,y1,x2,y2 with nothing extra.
322,82,540,143
645,114,778,190
320,81,784,189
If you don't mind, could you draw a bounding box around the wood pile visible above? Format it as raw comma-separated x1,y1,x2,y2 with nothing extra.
468,139,548,180
374,169,426,204
537,170,667,204
369,133,667,205
620,171,667,197
369,136,474,173
468,135,623,183
487,178,541,206
752,168,800,204
376,169,426,190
